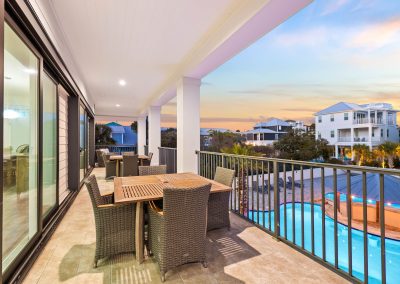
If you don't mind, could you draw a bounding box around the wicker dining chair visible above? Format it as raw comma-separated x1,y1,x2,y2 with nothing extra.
142,152,153,166
139,165,167,176
96,150,106,167
84,175,136,267
120,154,139,177
102,153,117,179
148,182,211,282
207,167,235,231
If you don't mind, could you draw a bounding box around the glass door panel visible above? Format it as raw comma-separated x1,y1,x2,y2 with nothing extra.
3,22,39,272
42,73,57,219
79,106,86,181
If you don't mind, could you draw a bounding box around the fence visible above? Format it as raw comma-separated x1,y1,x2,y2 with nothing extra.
95,145,136,154
196,150,400,284
158,147,177,173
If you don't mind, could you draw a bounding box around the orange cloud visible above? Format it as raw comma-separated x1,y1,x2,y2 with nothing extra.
349,18,400,51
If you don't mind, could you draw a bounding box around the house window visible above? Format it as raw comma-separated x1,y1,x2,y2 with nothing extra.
372,131,375,137
331,130,335,138
318,132,321,139
387,129,389,137
253,134,257,140
318,116,322,123
344,113,348,120
278,125,282,131
330,114,334,122
381,129,384,137
275,134,279,140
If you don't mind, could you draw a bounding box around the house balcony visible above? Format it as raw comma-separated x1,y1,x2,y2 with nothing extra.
353,118,384,125
23,166,347,284
3,1,398,284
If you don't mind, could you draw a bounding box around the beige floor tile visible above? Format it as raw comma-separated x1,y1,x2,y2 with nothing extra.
23,167,349,284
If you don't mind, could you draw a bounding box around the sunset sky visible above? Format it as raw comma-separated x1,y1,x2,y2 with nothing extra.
161,0,400,131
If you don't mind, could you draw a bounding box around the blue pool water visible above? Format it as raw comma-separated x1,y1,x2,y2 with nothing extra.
325,192,400,209
249,203,400,283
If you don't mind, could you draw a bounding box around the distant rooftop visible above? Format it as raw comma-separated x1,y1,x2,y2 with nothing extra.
315,102,396,116
254,118,290,128
200,128,230,135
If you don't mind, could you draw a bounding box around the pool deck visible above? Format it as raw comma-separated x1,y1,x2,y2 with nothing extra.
22,168,349,284
324,200,400,240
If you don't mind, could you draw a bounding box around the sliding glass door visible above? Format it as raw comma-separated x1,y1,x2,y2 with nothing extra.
79,106,86,181
2,22,39,272
42,73,57,219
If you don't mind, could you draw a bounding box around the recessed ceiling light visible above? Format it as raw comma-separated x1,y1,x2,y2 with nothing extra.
116,104,120,107
118,79,126,86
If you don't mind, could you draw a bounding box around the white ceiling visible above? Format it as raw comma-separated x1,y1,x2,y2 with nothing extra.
30,0,311,120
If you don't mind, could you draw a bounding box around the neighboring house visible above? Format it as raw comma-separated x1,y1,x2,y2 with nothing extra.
201,128,230,147
285,120,309,133
106,122,137,145
314,102,399,159
244,118,292,146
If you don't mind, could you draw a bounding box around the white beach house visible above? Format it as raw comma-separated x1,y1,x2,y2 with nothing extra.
315,102,399,159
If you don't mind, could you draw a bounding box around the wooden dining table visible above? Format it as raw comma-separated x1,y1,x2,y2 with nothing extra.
114,172,232,263
109,154,149,176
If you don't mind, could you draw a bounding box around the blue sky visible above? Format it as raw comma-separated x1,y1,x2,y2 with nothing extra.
162,0,400,131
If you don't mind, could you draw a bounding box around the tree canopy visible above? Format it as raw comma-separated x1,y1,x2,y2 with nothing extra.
273,130,332,161
95,124,116,145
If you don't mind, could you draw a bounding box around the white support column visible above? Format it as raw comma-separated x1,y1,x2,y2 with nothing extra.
137,116,146,155
148,106,161,165
177,77,201,173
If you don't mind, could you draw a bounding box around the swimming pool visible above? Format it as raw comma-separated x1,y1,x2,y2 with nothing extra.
325,192,400,209
249,203,400,283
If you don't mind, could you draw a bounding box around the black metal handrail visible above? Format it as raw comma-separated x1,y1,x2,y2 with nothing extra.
158,147,177,173
95,145,136,154
196,150,400,284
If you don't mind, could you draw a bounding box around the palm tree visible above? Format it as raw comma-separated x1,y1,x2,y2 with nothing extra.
222,143,259,215
352,144,370,166
377,142,398,168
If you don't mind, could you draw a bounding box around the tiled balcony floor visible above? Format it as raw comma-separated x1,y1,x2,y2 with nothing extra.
23,168,349,284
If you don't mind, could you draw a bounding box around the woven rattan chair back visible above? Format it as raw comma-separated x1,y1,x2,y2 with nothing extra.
96,150,105,167
102,153,111,164
139,165,167,176
122,154,138,176
214,167,235,186
161,183,211,273
85,175,108,207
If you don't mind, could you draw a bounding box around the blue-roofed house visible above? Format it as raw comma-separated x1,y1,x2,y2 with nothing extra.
244,118,293,146
106,122,137,146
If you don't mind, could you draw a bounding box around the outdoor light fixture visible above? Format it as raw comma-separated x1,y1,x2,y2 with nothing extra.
118,79,126,86
116,104,120,107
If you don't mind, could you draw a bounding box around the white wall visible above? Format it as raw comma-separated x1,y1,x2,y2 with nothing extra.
315,111,353,144
58,87,69,203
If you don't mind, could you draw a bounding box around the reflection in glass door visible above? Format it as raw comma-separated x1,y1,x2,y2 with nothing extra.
2,22,39,272
42,73,57,219
79,106,86,181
